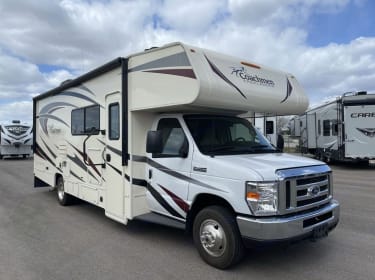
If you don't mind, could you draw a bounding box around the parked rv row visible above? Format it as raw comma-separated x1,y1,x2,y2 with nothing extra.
0,120,33,159
290,91,375,165
32,42,340,268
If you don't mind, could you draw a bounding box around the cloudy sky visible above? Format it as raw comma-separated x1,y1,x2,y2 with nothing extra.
0,0,374,122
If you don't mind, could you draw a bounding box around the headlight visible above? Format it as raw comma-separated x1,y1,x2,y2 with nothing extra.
246,181,278,216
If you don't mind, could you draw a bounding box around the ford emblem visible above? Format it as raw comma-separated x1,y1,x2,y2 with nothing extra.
308,185,320,196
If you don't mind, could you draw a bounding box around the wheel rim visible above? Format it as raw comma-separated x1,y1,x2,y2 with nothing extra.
57,180,64,201
199,219,227,257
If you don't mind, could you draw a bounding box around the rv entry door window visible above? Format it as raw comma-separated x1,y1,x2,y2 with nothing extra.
108,103,120,140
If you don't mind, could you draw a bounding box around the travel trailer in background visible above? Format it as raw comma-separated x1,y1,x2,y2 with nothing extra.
33,42,339,268
0,120,33,159
292,92,375,164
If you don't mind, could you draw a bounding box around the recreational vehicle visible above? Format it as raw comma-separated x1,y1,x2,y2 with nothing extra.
0,120,33,159
33,42,340,268
294,92,375,164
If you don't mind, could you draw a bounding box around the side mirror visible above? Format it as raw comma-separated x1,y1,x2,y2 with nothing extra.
146,131,163,154
179,139,189,158
277,134,284,152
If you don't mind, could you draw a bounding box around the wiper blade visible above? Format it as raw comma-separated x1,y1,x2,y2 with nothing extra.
249,144,270,149
207,146,236,152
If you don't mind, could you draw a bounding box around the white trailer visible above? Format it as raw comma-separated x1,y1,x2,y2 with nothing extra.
294,92,375,164
0,120,33,159
33,42,339,268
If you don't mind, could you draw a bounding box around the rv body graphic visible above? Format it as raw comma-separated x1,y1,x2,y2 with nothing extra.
33,42,339,268
292,92,375,163
0,120,33,159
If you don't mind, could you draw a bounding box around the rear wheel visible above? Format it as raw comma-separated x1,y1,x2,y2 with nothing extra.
56,176,74,206
193,206,244,269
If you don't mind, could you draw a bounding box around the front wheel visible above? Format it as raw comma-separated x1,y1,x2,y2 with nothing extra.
56,176,74,206
193,206,244,269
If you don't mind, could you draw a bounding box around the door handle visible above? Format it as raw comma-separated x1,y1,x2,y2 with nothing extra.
148,169,152,179
106,153,111,162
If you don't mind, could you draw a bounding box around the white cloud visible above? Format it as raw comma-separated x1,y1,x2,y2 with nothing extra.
0,101,33,123
0,0,374,123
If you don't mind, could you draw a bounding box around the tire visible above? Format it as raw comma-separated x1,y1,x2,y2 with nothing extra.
56,176,74,206
193,206,244,269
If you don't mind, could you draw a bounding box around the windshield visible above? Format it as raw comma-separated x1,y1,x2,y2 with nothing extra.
184,115,277,156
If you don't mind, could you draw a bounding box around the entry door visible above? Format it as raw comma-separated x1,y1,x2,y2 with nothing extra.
147,117,191,221
103,93,124,221
307,113,317,148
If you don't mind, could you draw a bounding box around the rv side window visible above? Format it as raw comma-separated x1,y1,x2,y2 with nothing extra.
332,120,338,136
265,121,274,134
154,118,188,158
71,105,100,135
72,109,85,134
109,103,120,140
318,120,321,135
323,120,330,136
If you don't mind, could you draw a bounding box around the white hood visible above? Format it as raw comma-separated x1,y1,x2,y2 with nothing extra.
204,153,325,181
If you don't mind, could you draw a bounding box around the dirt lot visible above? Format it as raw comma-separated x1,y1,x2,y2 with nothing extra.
0,158,374,280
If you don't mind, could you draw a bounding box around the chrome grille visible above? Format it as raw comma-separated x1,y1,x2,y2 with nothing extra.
277,165,332,215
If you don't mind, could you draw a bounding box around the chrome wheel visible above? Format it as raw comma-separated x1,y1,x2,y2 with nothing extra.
57,179,65,202
199,219,227,257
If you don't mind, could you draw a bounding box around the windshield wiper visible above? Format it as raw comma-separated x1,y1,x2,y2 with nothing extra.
207,146,236,152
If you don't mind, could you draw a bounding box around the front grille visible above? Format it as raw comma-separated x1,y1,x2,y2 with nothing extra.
277,166,332,215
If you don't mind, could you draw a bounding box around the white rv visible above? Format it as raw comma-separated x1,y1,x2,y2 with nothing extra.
294,92,375,164
33,42,339,269
0,120,33,159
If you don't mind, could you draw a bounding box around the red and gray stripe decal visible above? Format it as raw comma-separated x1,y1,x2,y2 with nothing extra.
147,183,185,219
128,52,196,80
204,55,247,99
159,184,189,213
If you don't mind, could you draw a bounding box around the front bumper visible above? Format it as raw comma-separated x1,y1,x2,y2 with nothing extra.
237,200,339,242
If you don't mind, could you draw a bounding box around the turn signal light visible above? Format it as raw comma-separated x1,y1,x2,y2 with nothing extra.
246,192,260,200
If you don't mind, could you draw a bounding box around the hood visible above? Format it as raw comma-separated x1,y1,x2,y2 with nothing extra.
204,153,325,181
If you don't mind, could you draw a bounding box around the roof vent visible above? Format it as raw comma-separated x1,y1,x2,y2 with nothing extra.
357,91,367,95
12,120,20,124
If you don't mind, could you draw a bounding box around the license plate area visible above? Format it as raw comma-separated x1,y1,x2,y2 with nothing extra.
312,223,329,240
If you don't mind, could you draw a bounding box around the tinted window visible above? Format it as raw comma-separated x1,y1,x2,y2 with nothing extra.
71,105,100,135
155,118,187,157
266,121,274,134
332,120,338,136
318,120,321,135
323,120,330,136
185,115,276,156
72,108,85,135
85,106,100,133
109,103,119,140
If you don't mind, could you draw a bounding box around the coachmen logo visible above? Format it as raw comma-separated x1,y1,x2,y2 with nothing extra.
230,66,275,87
307,184,320,197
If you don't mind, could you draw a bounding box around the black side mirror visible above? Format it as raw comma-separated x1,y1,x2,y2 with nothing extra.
146,131,163,154
277,134,284,152
179,139,189,158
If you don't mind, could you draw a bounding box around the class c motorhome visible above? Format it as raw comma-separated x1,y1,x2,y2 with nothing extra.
0,120,33,159
33,42,339,269
292,92,375,164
